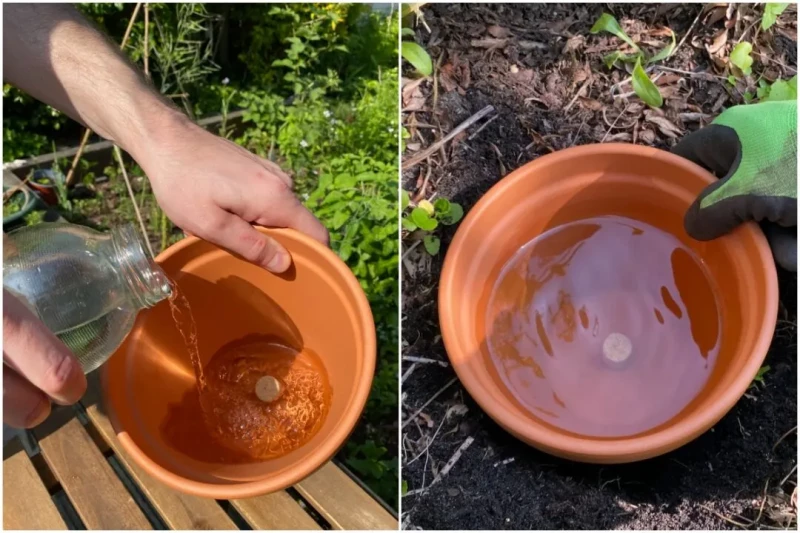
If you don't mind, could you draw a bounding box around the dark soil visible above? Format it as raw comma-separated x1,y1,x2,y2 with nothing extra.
401,4,797,530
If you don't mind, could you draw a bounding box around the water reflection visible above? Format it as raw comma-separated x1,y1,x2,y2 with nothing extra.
485,216,721,437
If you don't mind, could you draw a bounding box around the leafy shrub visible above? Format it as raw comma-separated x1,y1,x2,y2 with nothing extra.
305,154,398,506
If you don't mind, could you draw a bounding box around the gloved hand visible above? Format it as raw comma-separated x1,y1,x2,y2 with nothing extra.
672,100,797,271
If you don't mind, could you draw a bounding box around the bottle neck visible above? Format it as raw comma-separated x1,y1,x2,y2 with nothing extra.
111,224,172,308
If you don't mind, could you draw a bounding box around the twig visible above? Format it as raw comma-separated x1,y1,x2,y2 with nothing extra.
564,77,592,113
654,65,729,81
402,376,458,428
467,114,499,140
773,425,797,452
673,6,704,59
65,2,143,187
699,504,753,529
407,415,448,465
781,464,798,487
2,175,33,203
143,4,150,78
754,479,770,526
401,363,418,383
430,436,474,486
114,146,154,258
402,239,422,260
403,105,495,170
601,104,630,143
403,356,449,367
753,52,798,74
414,163,433,202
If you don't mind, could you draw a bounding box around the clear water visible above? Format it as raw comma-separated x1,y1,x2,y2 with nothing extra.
486,215,722,437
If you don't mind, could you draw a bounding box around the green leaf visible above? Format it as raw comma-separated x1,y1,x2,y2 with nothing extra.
410,207,438,231
744,91,755,103
402,480,408,496
762,3,789,31
602,51,625,69
440,203,464,225
727,75,737,86
401,27,416,37
401,189,410,210
590,13,640,53
762,76,798,102
401,41,433,76
730,42,754,76
433,198,451,214
631,58,663,107
647,28,675,64
402,217,418,231
418,199,435,215
423,235,441,255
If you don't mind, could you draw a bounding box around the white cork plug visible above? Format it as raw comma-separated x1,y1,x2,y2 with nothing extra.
255,376,283,403
603,332,632,364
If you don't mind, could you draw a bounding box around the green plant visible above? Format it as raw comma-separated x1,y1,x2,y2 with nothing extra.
762,3,790,31
24,210,46,226
305,154,398,507
750,365,771,389
3,190,26,218
756,75,798,102
401,41,432,77
402,192,464,255
590,13,676,107
345,440,398,509
730,42,754,76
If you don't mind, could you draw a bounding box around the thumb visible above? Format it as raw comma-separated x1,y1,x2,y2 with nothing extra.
210,213,291,273
763,223,797,272
683,175,744,241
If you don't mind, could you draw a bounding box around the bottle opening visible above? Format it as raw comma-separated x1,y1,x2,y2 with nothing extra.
112,224,173,308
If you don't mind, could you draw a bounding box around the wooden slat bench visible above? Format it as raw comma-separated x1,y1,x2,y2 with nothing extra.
3,378,397,530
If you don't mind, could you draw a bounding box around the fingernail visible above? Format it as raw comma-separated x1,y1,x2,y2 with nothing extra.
266,251,290,273
26,396,51,428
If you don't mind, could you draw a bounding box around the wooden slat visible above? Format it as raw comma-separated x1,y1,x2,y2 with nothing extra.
3,439,66,530
81,378,238,530
295,462,397,530
232,491,321,530
34,410,151,530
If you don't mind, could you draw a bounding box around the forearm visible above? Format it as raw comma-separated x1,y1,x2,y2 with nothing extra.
3,4,188,159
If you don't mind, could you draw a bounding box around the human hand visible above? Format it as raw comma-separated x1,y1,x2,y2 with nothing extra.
3,288,87,428
672,100,797,271
136,115,329,273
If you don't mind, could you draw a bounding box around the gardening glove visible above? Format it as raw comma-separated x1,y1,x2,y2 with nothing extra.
672,100,797,271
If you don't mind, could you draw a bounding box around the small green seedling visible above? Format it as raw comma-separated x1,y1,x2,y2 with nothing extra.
730,42,754,76
590,13,675,108
750,365,771,389
401,41,432,77
762,3,790,31
401,3,432,76
402,191,464,255
756,75,797,102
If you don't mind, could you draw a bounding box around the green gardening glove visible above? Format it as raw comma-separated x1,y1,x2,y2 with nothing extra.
672,100,797,271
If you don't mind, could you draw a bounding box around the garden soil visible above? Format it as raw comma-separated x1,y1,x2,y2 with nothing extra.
401,3,797,530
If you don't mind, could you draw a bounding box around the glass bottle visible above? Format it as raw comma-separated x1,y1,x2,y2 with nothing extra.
3,222,172,373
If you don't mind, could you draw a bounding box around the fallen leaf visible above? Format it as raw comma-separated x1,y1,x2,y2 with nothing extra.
439,64,459,93
562,34,585,54
579,97,605,111
417,411,434,428
515,68,534,84
705,28,728,55
402,77,427,110
487,25,511,39
446,404,469,419
679,112,713,122
406,142,421,152
645,112,683,138
655,73,683,86
705,6,728,27
639,128,656,144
